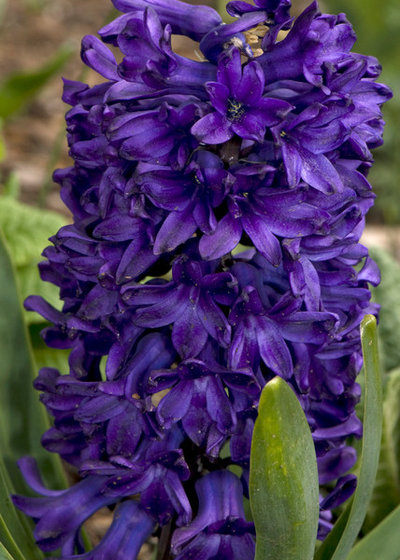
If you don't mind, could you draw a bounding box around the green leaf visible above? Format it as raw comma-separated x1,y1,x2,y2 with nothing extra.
315,315,383,560
0,227,67,492
0,540,18,560
0,0,6,25
363,367,400,532
0,196,67,268
0,513,26,560
0,458,40,560
1,173,19,199
0,119,5,163
249,376,319,560
0,46,72,119
0,196,67,324
348,502,400,560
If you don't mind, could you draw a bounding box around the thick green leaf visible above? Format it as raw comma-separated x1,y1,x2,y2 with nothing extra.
0,47,72,119
0,196,67,324
0,228,66,491
348,502,400,560
363,367,400,532
315,315,383,560
249,376,319,560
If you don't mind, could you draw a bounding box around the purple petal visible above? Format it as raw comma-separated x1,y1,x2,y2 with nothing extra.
241,212,282,266
297,145,344,194
198,293,231,347
206,82,229,115
172,302,208,358
255,316,293,378
232,113,266,142
236,61,264,105
134,289,185,327
206,377,236,433
191,112,233,145
154,209,197,254
157,382,193,427
60,501,155,560
81,35,118,80
199,213,242,260
281,141,302,187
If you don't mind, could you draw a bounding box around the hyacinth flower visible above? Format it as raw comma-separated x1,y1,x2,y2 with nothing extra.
12,0,391,558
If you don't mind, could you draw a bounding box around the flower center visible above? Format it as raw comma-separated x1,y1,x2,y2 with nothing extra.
227,98,245,121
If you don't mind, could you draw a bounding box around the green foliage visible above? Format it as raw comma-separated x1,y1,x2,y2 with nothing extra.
0,228,66,489
249,376,319,560
0,46,72,119
0,229,69,558
0,120,5,163
360,247,400,532
363,368,400,533
0,192,67,324
369,247,400,373
348,502,400,560
315,315,383,560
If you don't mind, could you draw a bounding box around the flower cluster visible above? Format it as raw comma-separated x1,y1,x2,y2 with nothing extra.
13,0,391,558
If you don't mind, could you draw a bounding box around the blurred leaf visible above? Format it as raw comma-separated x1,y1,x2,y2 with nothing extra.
0,227,67,492
1,173,19,199
0,46,72,119
364,368,400,532
0,540,19,560
0,458,41,560
249,376,319,560
315,315,383,560
348,502,400,560
0,515,25,560
369,247,400,373
0,119,5,162
0,0,6,25
0,196,67,324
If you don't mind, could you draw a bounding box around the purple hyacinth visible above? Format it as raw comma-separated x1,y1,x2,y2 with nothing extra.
13,0,391,558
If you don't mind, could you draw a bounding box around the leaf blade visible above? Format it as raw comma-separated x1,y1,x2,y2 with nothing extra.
348,502,400,560
0,47,72,119
315,314,383,560
250,376,319,560
0,227,66,491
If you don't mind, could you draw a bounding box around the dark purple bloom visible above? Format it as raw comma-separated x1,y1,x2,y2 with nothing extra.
108,101,205,169
171,471,255,560
122,253,238,358
136,150,234,251
147,359,259,455
60,501,155,560
199,163,329,263
12,458,118,555
191,48,292,144
14,0,391,557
